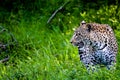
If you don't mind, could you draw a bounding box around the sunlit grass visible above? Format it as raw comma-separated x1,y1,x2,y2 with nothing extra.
0,8,120,80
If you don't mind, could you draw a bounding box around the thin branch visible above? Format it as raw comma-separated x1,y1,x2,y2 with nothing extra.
0,26,7,33
47,1,69,24
0,56,9,63
0,26,17,63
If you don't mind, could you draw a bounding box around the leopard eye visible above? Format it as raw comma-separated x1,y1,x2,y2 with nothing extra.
75,33,78,36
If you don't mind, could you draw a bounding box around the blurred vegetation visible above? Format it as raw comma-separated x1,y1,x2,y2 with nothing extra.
0,0,120,79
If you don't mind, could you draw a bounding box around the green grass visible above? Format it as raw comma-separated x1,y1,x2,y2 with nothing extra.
0,6,120,80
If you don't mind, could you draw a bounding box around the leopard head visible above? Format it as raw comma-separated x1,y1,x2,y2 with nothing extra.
70,21,93,48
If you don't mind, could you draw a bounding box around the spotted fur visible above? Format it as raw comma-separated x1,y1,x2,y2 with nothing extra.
70,21,118,71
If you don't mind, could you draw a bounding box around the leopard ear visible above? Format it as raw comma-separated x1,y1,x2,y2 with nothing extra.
80,20,86,25
86,24,92,32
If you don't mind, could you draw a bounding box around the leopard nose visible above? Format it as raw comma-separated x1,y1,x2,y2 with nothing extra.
70,40,75,44
70,39,74,44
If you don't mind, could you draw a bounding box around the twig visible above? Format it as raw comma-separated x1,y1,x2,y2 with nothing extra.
47,1,69,24
0,56,9,63
0,26,7,33
0,26,17,63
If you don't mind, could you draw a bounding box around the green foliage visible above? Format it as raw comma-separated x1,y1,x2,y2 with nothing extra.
79,5,120,29
0,0,120,80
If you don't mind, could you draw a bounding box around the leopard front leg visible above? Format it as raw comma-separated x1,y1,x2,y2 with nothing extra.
101,52,116,70
80,53,96,72
106,55,116,70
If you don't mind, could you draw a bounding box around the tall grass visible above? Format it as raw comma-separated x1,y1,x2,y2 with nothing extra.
0,5,120,80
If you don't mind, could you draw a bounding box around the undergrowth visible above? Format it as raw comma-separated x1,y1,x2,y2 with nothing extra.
0,5,120,80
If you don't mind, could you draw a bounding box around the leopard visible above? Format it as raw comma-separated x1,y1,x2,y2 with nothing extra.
70,21,118,71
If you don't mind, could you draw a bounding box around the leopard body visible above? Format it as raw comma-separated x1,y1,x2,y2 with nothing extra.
70,21,118,71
